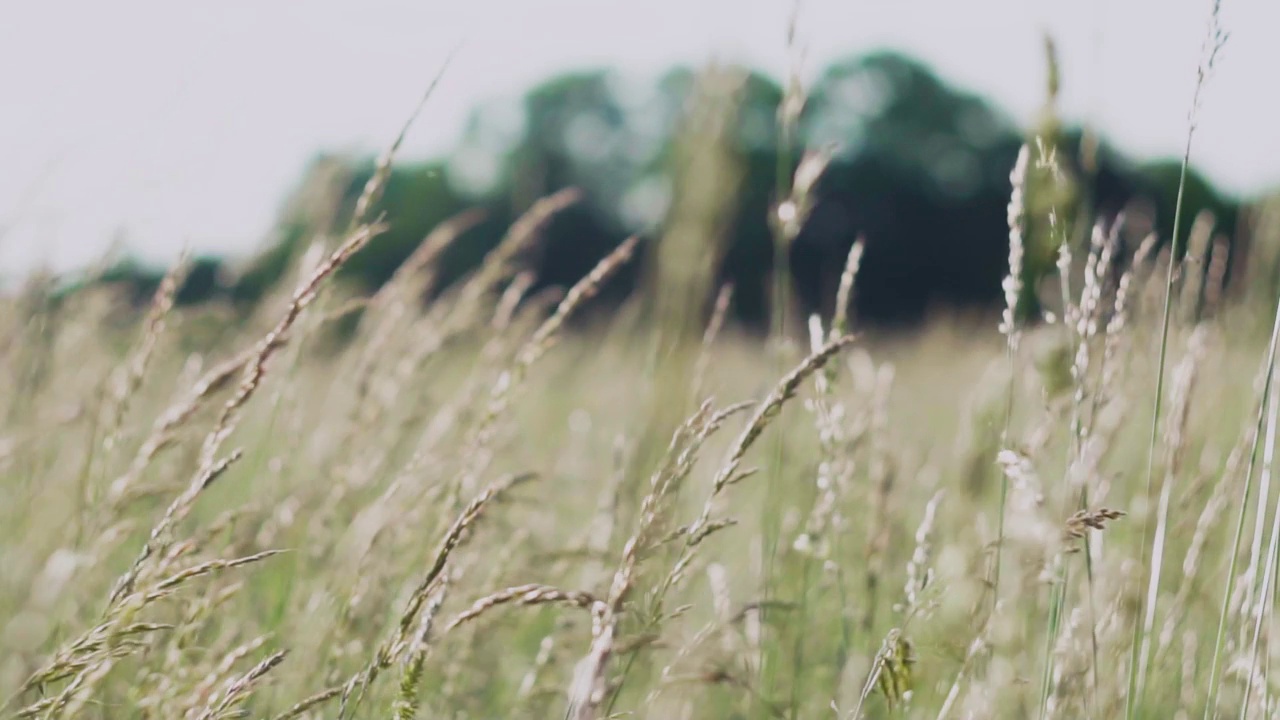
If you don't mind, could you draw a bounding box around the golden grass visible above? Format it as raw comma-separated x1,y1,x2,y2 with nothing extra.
1,185,1277,718
4,9,1279,715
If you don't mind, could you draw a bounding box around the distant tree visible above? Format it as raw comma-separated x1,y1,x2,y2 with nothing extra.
330,159,471,291
1134,159,1238,257
794,51,1023,324
86,255,231,309
450,70,665,306
227,50,1245,333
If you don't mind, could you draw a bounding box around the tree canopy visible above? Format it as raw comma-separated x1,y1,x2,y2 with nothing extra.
88,50,1248,330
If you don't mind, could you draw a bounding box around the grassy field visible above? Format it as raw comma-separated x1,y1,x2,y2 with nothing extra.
6,12,1280,716
1,177,1278,720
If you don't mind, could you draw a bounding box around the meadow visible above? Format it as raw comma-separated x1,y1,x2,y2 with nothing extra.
1,168,1277,720
6,11,1280,718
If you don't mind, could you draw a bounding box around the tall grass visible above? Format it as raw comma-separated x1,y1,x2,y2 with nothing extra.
5,8,1279,718
1,190,1276,719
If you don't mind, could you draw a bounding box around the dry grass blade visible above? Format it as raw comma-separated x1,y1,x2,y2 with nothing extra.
270,687,343,720
391,579,450,720
832,237,865,338
1064,508,1126,543
19,623,173,693
456,235,640,501
686,333,856,544
517,235,640,368
448,188,584,324
567,338,853,720
109,222,386,606
24,222,377,709
402,209,489,290
692,283,735,400
444,584,602,633
493,270,538,331
106,448,247,605
561,400,746,720
303,473,534,720
195,650,288,720
103,250,192,453
144,549,286,600
349,47,458,227
400,473,537,640
107,348,254,505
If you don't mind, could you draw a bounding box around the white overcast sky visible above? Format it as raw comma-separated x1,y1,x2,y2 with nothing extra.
1,0,1276,276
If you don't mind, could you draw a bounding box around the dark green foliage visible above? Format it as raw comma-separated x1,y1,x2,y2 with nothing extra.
792,53,1026,324
230,221,308,306
76,50,1248,332
1135,158,1239,256
332,160,467,292
93,258,166,307
66,254,234,309
177,257,228,305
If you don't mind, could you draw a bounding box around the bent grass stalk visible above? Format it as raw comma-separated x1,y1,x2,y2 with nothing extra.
1204,293,1280,717
1127,2,1228,714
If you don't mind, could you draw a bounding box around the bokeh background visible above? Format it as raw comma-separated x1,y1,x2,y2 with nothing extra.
9,3,1280,718
3,0,1279,329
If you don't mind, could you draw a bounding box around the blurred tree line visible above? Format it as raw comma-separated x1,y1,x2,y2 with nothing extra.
89,50,1249,330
